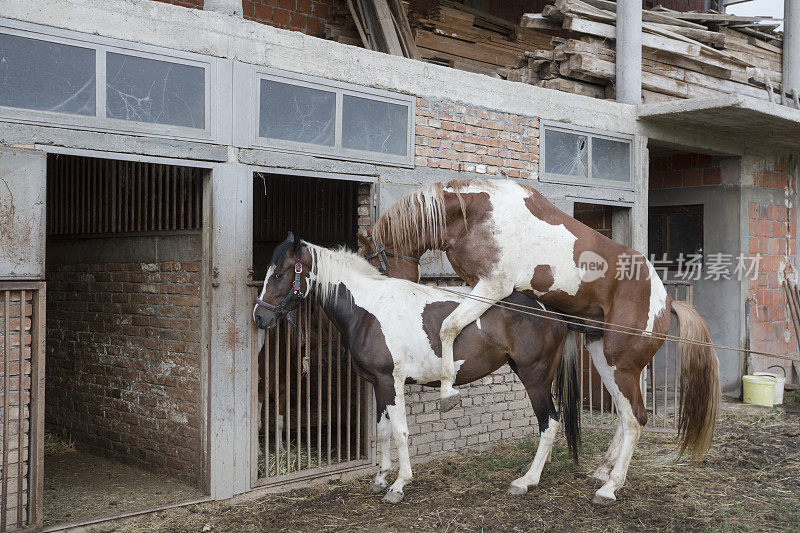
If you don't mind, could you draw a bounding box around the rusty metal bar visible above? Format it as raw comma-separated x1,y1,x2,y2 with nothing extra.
285,320,291,474
346,346,352,462
296,306,302,470
268,329,272,477
336,331,342,464
355,374,361,461
317,311,322,468
305,303,311,470
327,320,332,466
2,291,9,530
274,323,280,475
588,339,593,425
171,166,178,231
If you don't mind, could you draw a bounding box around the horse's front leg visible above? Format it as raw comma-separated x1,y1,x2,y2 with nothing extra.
384,374,411,504
370,377,396,494
439,280,511,411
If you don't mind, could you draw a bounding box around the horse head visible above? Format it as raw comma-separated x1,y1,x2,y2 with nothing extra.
358,230,421,282
253,232,312,329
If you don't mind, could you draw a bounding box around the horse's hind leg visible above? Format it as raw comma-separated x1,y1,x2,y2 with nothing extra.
591,420,623,485
586,339,646,505
508,367,560,495
439,279,511,411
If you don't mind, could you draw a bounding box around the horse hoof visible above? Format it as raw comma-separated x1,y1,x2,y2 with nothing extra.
383,490,404,504
369,482,386,494
507,484,527,495
440,395,460,413
592,492,616,506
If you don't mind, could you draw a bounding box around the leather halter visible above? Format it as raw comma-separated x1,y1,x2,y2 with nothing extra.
364,235,420,275
255,249,305,324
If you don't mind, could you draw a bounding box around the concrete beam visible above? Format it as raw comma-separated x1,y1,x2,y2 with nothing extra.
616,0,642,105
784,0,800,93
204,0,243,17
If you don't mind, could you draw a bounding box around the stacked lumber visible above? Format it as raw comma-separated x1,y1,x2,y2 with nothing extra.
409,0,557,76
506,0,784,102
329,0,420,58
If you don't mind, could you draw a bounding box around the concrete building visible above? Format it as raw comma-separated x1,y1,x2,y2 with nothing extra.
0,0,798,529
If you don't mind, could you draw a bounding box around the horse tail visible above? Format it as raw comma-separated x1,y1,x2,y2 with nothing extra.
555,331,581,463
671,300,721,462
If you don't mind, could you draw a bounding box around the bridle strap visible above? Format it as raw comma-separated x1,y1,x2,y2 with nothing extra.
365,235,419,274
255,249,305,324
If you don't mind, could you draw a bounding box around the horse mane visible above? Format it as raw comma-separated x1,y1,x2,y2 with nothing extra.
373,182,450,255
305,242,389,306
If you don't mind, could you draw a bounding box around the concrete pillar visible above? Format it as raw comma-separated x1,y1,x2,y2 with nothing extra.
616,0,642,104
204,0,243,17
784,0,800,93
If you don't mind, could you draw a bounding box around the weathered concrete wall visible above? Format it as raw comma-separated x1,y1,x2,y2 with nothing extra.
45,235,204,485
649,180,743,395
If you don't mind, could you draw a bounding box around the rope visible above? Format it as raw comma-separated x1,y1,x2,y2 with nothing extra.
433,286,800,364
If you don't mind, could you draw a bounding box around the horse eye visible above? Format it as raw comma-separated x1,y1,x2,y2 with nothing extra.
274,271,283,280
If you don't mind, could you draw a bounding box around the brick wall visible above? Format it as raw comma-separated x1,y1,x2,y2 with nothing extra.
46,237,203,485
747,159,798,373
244,0,343,37
649,151,722,189
415,98,539,179
404,368,535,458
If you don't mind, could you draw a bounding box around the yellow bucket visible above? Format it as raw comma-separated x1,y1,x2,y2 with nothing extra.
743,375,775,407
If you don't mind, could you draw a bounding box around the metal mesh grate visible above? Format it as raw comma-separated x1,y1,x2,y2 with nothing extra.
47,155,203,237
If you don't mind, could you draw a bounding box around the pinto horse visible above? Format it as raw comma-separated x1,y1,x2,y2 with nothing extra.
367,178,721,504
254,233,582,503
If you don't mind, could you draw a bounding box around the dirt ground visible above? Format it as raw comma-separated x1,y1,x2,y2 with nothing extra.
43,436,205,527
116,399,800,532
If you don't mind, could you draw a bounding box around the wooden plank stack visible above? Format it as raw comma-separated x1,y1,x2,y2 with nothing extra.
324,0,786,103
505,0,784,102
409,0,556,76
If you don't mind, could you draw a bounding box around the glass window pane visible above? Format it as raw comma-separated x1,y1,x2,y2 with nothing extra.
342,95,408,156
544,129,588,178
0,32,95,116
106,52,205,128
259,79,335,146
592,137,631,182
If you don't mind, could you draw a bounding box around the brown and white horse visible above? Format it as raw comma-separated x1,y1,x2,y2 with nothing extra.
254,234,582,503
367,178,721,504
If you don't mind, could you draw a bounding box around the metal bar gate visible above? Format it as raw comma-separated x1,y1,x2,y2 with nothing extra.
0,282,45,532
250,292,374,488
579,281,692,434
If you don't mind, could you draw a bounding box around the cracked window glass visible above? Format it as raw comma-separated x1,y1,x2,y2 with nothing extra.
592,137,630,182
0,32,95,116
544,129,588,178
106,52,205,128
259,79,335,146
342,95,407,156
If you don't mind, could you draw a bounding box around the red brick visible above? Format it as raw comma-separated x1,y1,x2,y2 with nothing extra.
703,167,722,185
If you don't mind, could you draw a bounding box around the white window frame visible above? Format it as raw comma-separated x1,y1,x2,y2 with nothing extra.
0,18,216,142
249,66,415,168
540,121,634,190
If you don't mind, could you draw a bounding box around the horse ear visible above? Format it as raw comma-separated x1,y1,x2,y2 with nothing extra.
285,231,298,251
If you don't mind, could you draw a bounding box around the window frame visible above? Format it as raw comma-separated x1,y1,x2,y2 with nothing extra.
249,66,415,168
648,204,704,271
540,121,634,190
0,18,215,142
